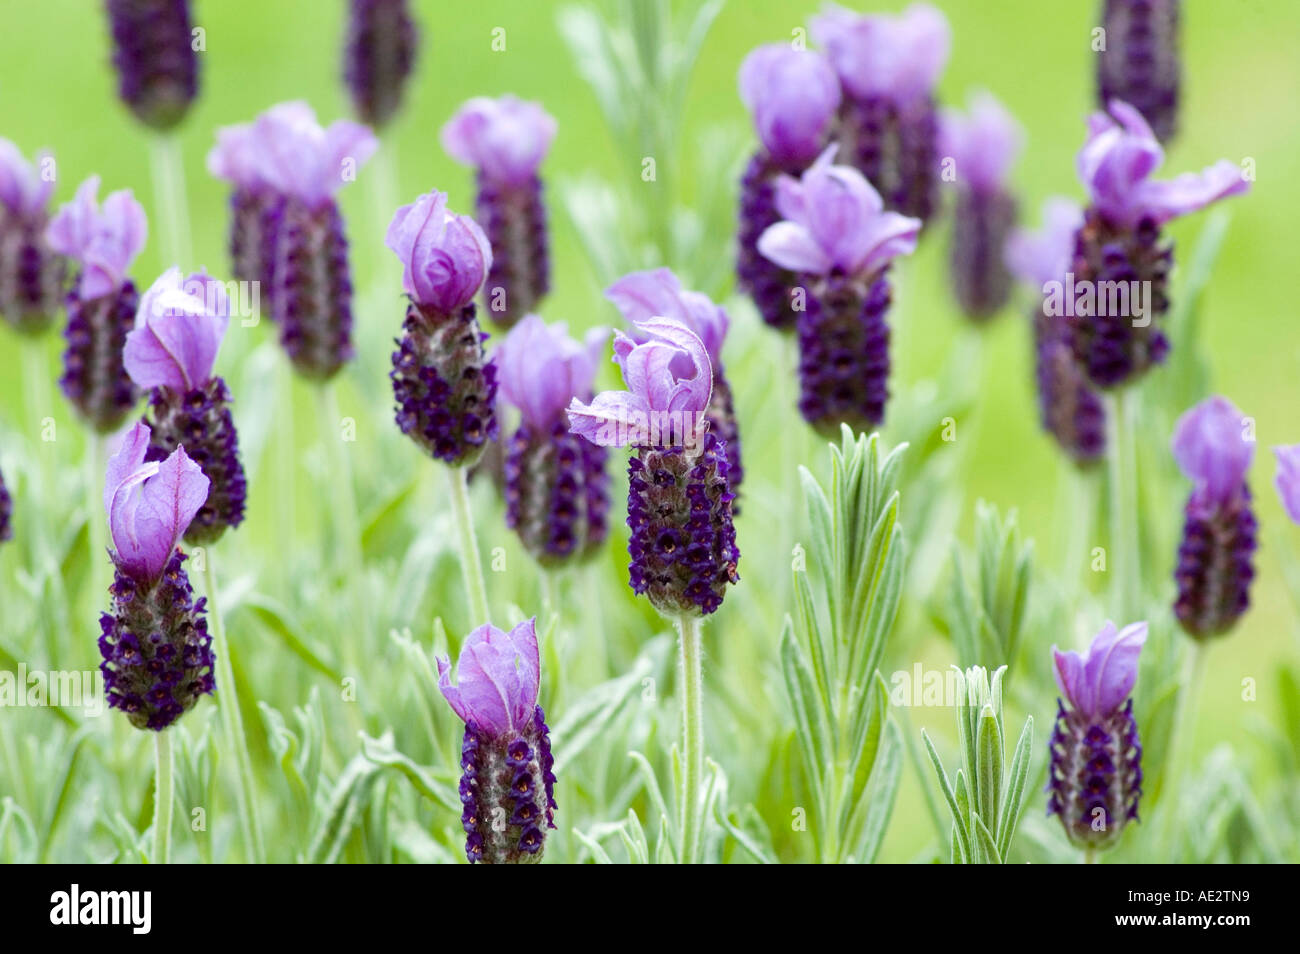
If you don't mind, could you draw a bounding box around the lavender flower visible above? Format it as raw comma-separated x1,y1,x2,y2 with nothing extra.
0,139,65,336
569,318,739,617
99,422,213,731
1067,100,1248,389
757,146,920,434
45,176,147,433
207,119,278,294
1048,621,1146,850
438,618,556,864
441,96,555,328
1274,445,1300,525
736,44,841,330
343,0,418,129
940,91,1022,320
1005,198,1106,465
0,465,11,544
386,190,498,466
606,268,743,494
811,3,950,223
1098,0,1180,143
252,102,377,379
1171,396,1257,639
496,315,609,565
105,0,198,131
125,267,247,545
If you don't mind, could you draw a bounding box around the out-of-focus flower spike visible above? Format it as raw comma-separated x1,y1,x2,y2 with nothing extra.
0,139,65,336
105,0,199,131
1097,0,1180,143
0,465,12,544
343,0,419,129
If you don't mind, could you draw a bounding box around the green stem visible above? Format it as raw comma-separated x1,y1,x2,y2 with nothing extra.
318,385,368,676
276,366,296,594
153,731,173,864
1084,846,1098,865
1161,641,1206,855
1060,462,1099,591
447,466,490,625
149,133,192,267
1105,389,1141,621
204,552,265,863
676,613,705,864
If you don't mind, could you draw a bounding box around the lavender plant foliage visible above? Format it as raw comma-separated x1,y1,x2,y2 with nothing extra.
1098,0,1180,143
343,0,418,129
438,619,556,864
442,96,556,328
1171,396,1256,639
1048,621,1146,850
386,190,498,466
99,423,213,731
105,0,198,131
0,140,64,335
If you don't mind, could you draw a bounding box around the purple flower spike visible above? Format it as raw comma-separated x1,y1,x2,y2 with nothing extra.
1067,100,1248,389
568,316,739,617
442,96,555,327
100,423,213,731
941,91,1022,320
343,0,419,129
386,191,492,314
127,268,247,545
1047,621,1146,850
207,122,278,293
812,2,950,222
758,148,920,434
1170,396,1257,639
739,44,842,167
606,269,743,493
497,315,610,565
46,177,147,432
0,139,65,335
1098,0,1180,143
1006,198,1106,465
0,465,12,544
438,618,556,864
105,0,198,131
1274,445,1300,526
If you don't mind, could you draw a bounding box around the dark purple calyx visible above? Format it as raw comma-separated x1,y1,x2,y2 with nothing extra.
343,0,418,129
271,196,355,380
99,551,214,731
105,0,199,131
227,187,279,302
1033,306,1106,466
1064,209,1172,390
505,418,609,566
0,466,12,544
797,270,891,436
1174,483,1256,639
949,187,1016,321
627,432,740,617
391,300,498,466
1098,0,1180,143
0,209,65,336
737,151,804,330
459,704,557,864
476,172,550,328
142,377,247,546
707,369,744,498
838,94,940,224
1047,698,1142,849
60,279,140,434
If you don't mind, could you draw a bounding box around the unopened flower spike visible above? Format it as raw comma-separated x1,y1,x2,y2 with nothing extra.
441,96,555,327
0,139,65,335
105,0,199,131
99,422,214,731
1097,0,1180,143
568,316,739,617
1066,100,1249,389
250,101,377,380
736,43,841,329
125,267,247,545
45,176,147,433
438,618,556,864
1171,396,1257,639
343,0,419,129
757,145,921,434
1005,198,1106,466
811,2,950,223
495,315,609,565
941,91,1022,320
1047,620,1146,852
386,189,498,467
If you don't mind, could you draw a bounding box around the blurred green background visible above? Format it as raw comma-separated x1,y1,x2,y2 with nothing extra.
1,0,1298,863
